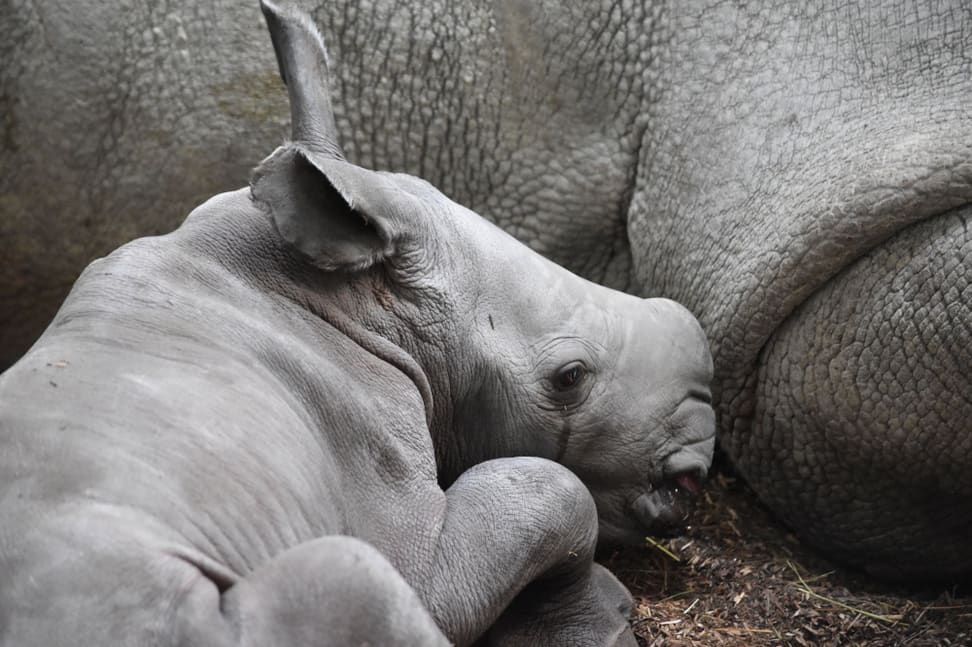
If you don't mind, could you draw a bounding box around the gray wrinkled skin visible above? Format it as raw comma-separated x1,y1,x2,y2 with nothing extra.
0,3,715,645
2,1,971,580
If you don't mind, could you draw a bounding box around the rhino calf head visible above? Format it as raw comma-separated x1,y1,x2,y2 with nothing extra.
253,2,715,543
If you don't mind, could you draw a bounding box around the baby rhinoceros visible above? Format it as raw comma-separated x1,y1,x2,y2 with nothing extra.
0,2,714,646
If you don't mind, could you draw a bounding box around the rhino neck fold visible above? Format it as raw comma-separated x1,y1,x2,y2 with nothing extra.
292,266,467,480
318,302,435,429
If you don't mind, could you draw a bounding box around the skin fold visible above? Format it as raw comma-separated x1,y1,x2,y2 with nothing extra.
2,1,970,578
0,3,714,645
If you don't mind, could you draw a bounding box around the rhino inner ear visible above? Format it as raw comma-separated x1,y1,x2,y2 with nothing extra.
251,147,393,271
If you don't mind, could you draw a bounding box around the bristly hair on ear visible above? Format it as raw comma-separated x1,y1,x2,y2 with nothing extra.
251,145,397,272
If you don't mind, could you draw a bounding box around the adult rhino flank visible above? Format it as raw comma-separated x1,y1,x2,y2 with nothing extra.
0,2,715,645
3,1,972,580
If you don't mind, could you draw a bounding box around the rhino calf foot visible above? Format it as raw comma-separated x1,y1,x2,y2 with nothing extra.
485,563,637,647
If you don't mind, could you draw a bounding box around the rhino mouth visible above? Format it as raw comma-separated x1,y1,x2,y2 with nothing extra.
630,471,704,537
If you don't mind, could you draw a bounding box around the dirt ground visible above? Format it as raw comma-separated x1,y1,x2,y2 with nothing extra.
603,459,972,646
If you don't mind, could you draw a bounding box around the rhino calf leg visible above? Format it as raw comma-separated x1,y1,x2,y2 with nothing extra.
420,456,636,646
179,536,449,647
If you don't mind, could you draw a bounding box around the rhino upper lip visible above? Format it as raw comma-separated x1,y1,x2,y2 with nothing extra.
646,468,704,498
670,471,703,496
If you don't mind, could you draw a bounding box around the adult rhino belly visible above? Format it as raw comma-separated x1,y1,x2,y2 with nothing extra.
633,124,972,579
630,0,972,578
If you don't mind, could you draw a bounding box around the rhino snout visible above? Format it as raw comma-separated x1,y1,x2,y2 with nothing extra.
630,422,713,539
630,468,706,537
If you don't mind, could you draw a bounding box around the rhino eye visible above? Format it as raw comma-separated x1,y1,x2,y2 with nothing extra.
554,363,586,391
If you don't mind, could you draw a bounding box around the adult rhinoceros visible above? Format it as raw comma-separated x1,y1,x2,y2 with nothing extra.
0,2,716,645
3,0,971,580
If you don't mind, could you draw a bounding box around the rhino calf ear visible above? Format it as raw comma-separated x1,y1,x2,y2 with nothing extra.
251,147,393,271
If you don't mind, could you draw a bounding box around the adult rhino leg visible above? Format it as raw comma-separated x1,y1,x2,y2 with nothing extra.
417,457,636,647
179,536,448,646
743,207,972,580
